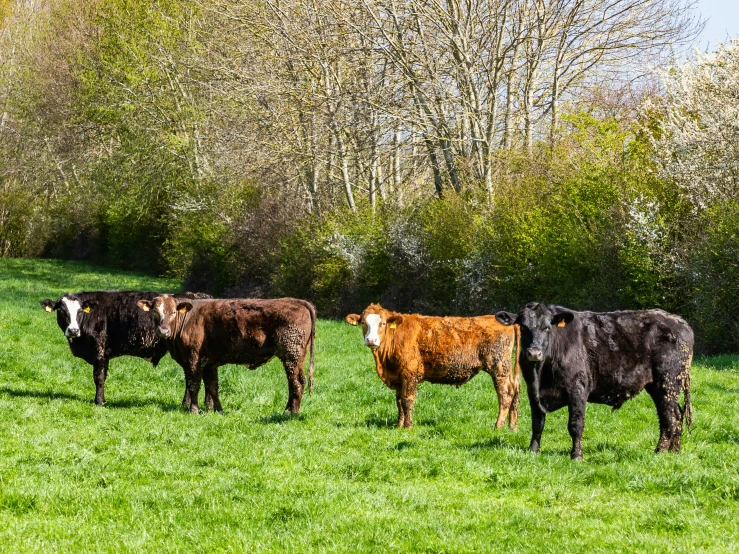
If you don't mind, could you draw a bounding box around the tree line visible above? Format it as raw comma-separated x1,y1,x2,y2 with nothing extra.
3,0,739,353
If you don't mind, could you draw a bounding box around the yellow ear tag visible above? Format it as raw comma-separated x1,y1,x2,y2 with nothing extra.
390,322,396,329
83,306,91,313
557,320,566,327
178,307,188,313
44,306,53,312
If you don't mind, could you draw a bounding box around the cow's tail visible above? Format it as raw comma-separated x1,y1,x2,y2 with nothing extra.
510,324,522,424
303,300,316,393
682,354,693,432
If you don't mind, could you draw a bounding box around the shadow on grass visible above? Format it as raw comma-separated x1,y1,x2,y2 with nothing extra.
465,434,518,450
0,386,181,411
330,415,441,429
258,412,307,424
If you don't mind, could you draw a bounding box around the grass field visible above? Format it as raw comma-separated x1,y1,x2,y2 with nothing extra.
0,258,738,552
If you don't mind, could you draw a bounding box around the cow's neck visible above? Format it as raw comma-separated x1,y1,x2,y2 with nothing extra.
171,310,189,340
371,329,398,383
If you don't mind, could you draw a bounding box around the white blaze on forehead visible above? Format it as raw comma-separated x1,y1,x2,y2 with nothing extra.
62,297,81,336
364,313,382,346
156,301,166,321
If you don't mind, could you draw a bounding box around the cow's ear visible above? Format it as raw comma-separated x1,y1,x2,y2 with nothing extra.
387,314,403,328
81,301,96,314
345,314,361,326
176,301,193,314
137,300,152,312
552,311,575,327
495,311,517,326
40,299,57,312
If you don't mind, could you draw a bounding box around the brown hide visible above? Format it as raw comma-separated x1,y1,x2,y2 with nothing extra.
143,295,316,414
346,303,520,429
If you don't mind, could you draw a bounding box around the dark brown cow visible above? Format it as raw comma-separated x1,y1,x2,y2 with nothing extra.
345,303,520,429
138,295,316,414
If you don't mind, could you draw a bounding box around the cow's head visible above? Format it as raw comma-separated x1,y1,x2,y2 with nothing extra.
137,294,192,338
345,303,403,350
40,294,96,339
495,302,574,362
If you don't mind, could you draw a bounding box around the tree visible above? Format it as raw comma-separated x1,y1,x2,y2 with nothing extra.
649,39,739,207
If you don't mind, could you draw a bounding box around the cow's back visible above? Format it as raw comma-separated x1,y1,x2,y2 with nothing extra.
181,297,313,366
566,309,693,405
384,314,515,385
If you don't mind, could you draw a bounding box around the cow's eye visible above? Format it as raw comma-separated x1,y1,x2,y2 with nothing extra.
380,322,386,327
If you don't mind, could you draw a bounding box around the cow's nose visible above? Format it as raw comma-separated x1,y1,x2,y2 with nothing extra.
157,328,171,338
365,338,380,348
526,348,543,362
65,328,80,338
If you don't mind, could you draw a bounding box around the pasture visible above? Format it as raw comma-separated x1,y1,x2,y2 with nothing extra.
0,258,738,552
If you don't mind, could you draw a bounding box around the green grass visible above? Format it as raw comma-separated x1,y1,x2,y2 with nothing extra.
0,258,738,552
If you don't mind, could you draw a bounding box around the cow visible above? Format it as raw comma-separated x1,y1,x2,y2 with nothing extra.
136,294,316,414
40,290,210,405
345,303,520,430
495,303,693,460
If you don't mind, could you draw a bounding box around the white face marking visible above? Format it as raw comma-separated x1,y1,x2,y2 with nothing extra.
364,314,382,347
62,298,81,337
156,302,166,322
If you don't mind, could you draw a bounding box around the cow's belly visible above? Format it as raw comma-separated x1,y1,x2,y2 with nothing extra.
424,369,478,386
420,349,484,386
588,381,649,408
210,347,276,368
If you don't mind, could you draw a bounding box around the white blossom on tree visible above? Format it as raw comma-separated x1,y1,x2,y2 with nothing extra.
649,39,739,207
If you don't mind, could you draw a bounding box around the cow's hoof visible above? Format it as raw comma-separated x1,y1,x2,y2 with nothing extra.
571,454,584,462
509,425,518,432
189,406,199,414
94,399,105,406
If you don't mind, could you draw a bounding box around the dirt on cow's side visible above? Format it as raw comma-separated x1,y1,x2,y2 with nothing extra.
0,258,738,552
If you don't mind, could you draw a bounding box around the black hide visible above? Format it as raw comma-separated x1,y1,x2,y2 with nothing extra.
496,303,693,460
40,290,209,405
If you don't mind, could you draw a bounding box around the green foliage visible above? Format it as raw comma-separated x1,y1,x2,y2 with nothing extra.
0,259,738,551
690,202,739,353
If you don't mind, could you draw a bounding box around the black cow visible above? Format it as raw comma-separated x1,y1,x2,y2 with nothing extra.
495,303,693,460
40,290,209,405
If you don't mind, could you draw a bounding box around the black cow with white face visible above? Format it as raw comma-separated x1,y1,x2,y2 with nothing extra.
40,290,209,406
495,303,693,460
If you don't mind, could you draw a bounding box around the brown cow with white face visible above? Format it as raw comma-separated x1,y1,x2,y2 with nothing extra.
138,294,315,414
346,303,520,430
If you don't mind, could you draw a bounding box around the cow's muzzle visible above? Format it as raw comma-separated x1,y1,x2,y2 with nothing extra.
365,339,380,349
65,328,80,338
157,328,171,338
526,348,543,362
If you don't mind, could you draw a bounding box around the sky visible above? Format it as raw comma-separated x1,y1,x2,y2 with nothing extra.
694,0,739,51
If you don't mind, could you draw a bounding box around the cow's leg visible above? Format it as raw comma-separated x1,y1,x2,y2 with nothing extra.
182,387,191,409
400,380,417,429
530,405,546,454
395,388,405,427
203,365,223,413
646,382,682,453
281,354,306,415
92,359,108,406
567,391,587,461
185,363,202,414
508,376,520,431
488,360,514,430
